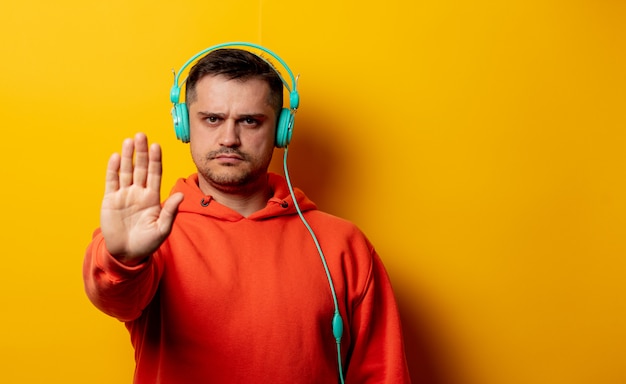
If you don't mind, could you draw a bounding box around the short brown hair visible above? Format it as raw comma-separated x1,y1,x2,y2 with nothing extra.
185,48,284,116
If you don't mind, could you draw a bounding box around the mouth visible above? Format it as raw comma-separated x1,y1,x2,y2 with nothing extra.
214,154,243,160
208,150,247,166
208,149,246,161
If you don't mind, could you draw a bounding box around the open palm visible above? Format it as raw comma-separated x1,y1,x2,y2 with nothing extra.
100,133,183,265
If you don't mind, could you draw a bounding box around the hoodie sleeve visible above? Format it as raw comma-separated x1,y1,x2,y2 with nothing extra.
345,250,411,383
82,229,163,322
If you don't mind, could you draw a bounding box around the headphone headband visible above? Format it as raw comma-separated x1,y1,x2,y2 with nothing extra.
170,41,299,109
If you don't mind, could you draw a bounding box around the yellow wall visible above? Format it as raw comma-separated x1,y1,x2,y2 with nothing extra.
1,1,624,383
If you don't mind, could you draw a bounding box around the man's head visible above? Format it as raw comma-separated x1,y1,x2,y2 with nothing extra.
185,49,284,197
185,49,284,118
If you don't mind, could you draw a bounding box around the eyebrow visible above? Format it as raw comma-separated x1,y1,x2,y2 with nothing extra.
197,111,269,119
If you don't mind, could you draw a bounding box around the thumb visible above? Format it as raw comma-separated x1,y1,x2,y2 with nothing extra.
158,192,184,234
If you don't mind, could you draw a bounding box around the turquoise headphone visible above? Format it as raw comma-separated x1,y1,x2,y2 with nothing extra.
169,42,300,148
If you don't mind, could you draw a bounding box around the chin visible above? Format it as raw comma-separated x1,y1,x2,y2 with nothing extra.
204,167,264,190
210,171,248,186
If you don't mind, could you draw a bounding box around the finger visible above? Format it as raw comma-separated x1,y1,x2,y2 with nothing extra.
133,133,149,187
146,142,163,193
104,152,121,195
119,138,135,187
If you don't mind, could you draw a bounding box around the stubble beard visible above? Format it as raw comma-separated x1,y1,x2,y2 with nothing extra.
203,166,253,190
195,149,270,194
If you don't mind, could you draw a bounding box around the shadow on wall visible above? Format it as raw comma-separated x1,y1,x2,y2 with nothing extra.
274,116,448,384
269,124,345,216
397,289,450,384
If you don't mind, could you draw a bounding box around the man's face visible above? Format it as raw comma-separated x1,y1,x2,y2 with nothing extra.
188,74,277,194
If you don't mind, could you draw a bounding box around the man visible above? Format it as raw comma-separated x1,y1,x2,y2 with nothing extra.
83,46,410,383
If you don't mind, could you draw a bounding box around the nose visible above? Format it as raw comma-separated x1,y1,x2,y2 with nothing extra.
218,119,240,147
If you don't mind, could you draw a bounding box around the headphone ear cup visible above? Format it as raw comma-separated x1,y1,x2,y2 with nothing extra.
172,103,190,143
275,108,294,148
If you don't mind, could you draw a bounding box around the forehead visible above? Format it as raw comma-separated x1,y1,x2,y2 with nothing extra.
190,75,272,109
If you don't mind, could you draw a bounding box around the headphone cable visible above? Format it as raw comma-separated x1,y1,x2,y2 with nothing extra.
282,147,345,384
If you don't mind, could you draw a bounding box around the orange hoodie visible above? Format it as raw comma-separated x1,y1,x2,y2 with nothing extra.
83,173,410,383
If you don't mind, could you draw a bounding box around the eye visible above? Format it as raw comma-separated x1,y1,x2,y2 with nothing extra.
240,117,260,126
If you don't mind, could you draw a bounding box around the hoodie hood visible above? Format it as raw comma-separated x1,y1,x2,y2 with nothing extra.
169,172,317,221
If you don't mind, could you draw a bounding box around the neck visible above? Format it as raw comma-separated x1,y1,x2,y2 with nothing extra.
198,174,272,217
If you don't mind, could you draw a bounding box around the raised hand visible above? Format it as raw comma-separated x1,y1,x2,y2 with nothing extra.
100,133,184,266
